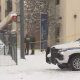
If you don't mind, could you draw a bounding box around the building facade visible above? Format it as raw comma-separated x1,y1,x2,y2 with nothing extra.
24,0,48,48
1,0,80,48
0,0,1,21
60,0,80,42
0,0,17,31
48,0,80,47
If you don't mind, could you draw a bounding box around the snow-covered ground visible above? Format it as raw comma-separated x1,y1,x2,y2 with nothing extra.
0,49,80,80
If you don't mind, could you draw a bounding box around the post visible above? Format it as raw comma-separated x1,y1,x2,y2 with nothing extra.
19,0,25,59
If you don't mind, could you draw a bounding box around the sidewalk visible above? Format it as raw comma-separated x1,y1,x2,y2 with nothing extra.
0,49,57,80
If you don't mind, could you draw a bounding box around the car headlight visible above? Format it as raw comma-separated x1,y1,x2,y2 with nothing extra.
47,53,51,57
60,52,64,55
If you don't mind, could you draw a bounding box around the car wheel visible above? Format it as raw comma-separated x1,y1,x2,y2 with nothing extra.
69,55,80,71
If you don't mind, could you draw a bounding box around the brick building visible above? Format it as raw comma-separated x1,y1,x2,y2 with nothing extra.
24,0,48,48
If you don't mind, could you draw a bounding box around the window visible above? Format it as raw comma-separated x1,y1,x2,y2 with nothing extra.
56,0,60,5
7,0,12,13
5,0,12,17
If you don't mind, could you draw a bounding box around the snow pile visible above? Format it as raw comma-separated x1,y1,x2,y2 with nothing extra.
0,49,80,80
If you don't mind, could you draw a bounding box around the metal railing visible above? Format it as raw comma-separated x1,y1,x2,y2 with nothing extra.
0,32,17,65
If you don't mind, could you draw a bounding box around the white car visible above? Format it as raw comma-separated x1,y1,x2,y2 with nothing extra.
46,39,80,71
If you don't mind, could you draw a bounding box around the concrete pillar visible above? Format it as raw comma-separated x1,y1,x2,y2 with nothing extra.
48,0,56,46
1,0,6,21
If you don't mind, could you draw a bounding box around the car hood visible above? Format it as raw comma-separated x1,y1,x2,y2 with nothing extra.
51,41,80,50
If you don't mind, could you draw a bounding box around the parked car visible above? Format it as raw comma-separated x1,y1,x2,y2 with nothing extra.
46,39,80,71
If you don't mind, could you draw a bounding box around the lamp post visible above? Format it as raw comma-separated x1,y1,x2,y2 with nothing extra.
20,0,25,59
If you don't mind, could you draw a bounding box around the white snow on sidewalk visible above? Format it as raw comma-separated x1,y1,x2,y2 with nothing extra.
0,55,15,66
0,49,80,80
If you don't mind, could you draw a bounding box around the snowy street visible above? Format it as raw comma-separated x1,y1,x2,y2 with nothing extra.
0,50,80,80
